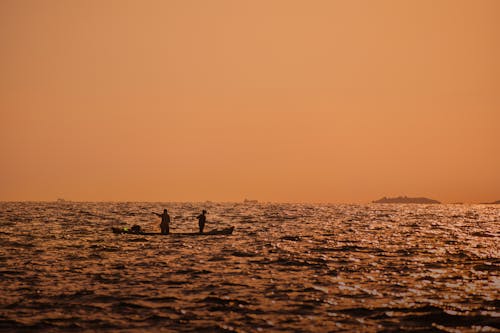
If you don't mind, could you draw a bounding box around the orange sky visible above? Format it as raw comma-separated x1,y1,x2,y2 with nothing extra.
1,0,499,203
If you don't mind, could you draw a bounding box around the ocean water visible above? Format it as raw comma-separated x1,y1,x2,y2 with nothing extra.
0,202,498,332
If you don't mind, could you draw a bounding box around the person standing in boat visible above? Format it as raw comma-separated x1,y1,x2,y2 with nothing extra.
153,209,170,234
197,210,207,233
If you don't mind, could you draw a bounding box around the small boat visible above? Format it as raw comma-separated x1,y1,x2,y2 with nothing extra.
112,226,234,236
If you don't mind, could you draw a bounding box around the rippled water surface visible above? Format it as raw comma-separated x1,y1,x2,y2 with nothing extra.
0,202,499,332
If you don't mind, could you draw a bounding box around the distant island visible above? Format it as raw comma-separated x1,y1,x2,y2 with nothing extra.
373,196,441,204
482,200,500,204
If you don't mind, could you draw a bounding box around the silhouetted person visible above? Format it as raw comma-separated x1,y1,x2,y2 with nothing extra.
130,224,143,234
197,210,207,233
153,209,170,234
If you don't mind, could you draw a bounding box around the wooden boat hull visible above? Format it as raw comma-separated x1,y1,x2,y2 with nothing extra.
112,226,234,236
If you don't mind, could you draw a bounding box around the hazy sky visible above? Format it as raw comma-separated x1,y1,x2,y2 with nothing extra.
1,0,499,203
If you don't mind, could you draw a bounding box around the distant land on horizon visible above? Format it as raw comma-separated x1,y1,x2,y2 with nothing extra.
3,196,500,205
373,196,441,204
481,200,500,204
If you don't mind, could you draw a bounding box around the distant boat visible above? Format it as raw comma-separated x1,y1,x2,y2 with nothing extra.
373,196,441,204
243,199,258,204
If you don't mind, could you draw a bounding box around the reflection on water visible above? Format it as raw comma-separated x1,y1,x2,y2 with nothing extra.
0,202,498,332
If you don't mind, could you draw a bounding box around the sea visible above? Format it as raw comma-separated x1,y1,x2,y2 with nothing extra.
0,202,498,332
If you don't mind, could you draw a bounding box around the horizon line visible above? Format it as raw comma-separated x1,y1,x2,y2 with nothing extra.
0,199,498,205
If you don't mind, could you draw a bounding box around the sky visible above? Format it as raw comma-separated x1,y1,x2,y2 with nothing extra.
1,0,499,203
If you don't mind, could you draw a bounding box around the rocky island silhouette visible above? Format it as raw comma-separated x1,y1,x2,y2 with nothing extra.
373,196,441,204
482,200,500,204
